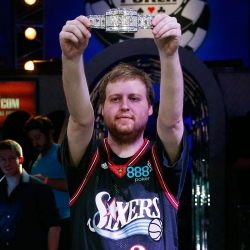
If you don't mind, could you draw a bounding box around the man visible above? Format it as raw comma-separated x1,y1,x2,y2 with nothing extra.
23,116,70,250
0,139,60,250
59,13,188,249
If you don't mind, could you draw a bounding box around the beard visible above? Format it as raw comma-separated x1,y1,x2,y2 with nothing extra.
34,145,43,152
34,139,50,154
104,113,148,145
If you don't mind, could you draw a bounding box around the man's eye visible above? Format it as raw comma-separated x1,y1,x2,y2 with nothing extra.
112,97,119,102
130,97,139,101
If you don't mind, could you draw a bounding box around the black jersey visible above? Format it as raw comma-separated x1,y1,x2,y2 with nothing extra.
61,131,189,250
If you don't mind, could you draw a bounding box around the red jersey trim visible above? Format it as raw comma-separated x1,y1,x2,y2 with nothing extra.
69,149,100,206
102,138,151,167
151,145,179,210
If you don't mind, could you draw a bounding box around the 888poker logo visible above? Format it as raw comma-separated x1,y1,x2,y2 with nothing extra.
84,0,210,51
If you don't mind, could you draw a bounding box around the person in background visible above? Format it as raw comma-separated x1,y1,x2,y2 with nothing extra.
0,139,60,250
23,116,70,250
59,12,188,250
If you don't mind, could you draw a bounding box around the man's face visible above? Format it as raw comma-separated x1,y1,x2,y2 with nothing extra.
102,78,153,143
28,129,50,153
0,149,22,177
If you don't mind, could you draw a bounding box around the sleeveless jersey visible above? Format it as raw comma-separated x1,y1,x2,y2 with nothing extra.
61,131,189,250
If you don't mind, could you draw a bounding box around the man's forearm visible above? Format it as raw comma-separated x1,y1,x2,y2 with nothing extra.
159,52,184,124
45,178,68,191
48,226,61,250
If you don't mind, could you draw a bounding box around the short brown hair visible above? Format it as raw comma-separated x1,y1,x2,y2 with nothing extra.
0,139,23,157
98,63,155,105
23,115,53,137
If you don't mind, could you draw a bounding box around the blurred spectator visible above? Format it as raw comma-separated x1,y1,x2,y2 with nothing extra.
23,116,71,250
0,139,60,250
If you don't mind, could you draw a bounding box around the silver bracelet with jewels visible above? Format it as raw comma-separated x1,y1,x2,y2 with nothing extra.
87,8,154,33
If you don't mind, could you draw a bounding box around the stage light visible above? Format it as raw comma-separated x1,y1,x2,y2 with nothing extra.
24,0,36,5
24,61,34,71
24,59,62,73
24,27,37,40
13,0,44,69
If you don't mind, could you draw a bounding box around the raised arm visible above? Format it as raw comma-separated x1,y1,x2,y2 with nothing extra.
152,14,184,165
59,16,95,166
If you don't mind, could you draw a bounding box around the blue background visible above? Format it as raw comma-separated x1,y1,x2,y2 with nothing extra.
0,0,249,68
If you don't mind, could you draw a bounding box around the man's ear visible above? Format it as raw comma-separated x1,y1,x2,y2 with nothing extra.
148,105,153,116
19,156,24,164
101,105,104,116
49,129,54,139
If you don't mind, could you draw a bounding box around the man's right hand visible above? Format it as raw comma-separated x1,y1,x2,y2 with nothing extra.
59,16,92,60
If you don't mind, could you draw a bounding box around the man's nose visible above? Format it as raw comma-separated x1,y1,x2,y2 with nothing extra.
5,159,10,166
120,98,129,110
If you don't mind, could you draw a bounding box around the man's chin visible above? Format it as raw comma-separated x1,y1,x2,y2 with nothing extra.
112,127,145,142
116,127,134,135
35,147,42,152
